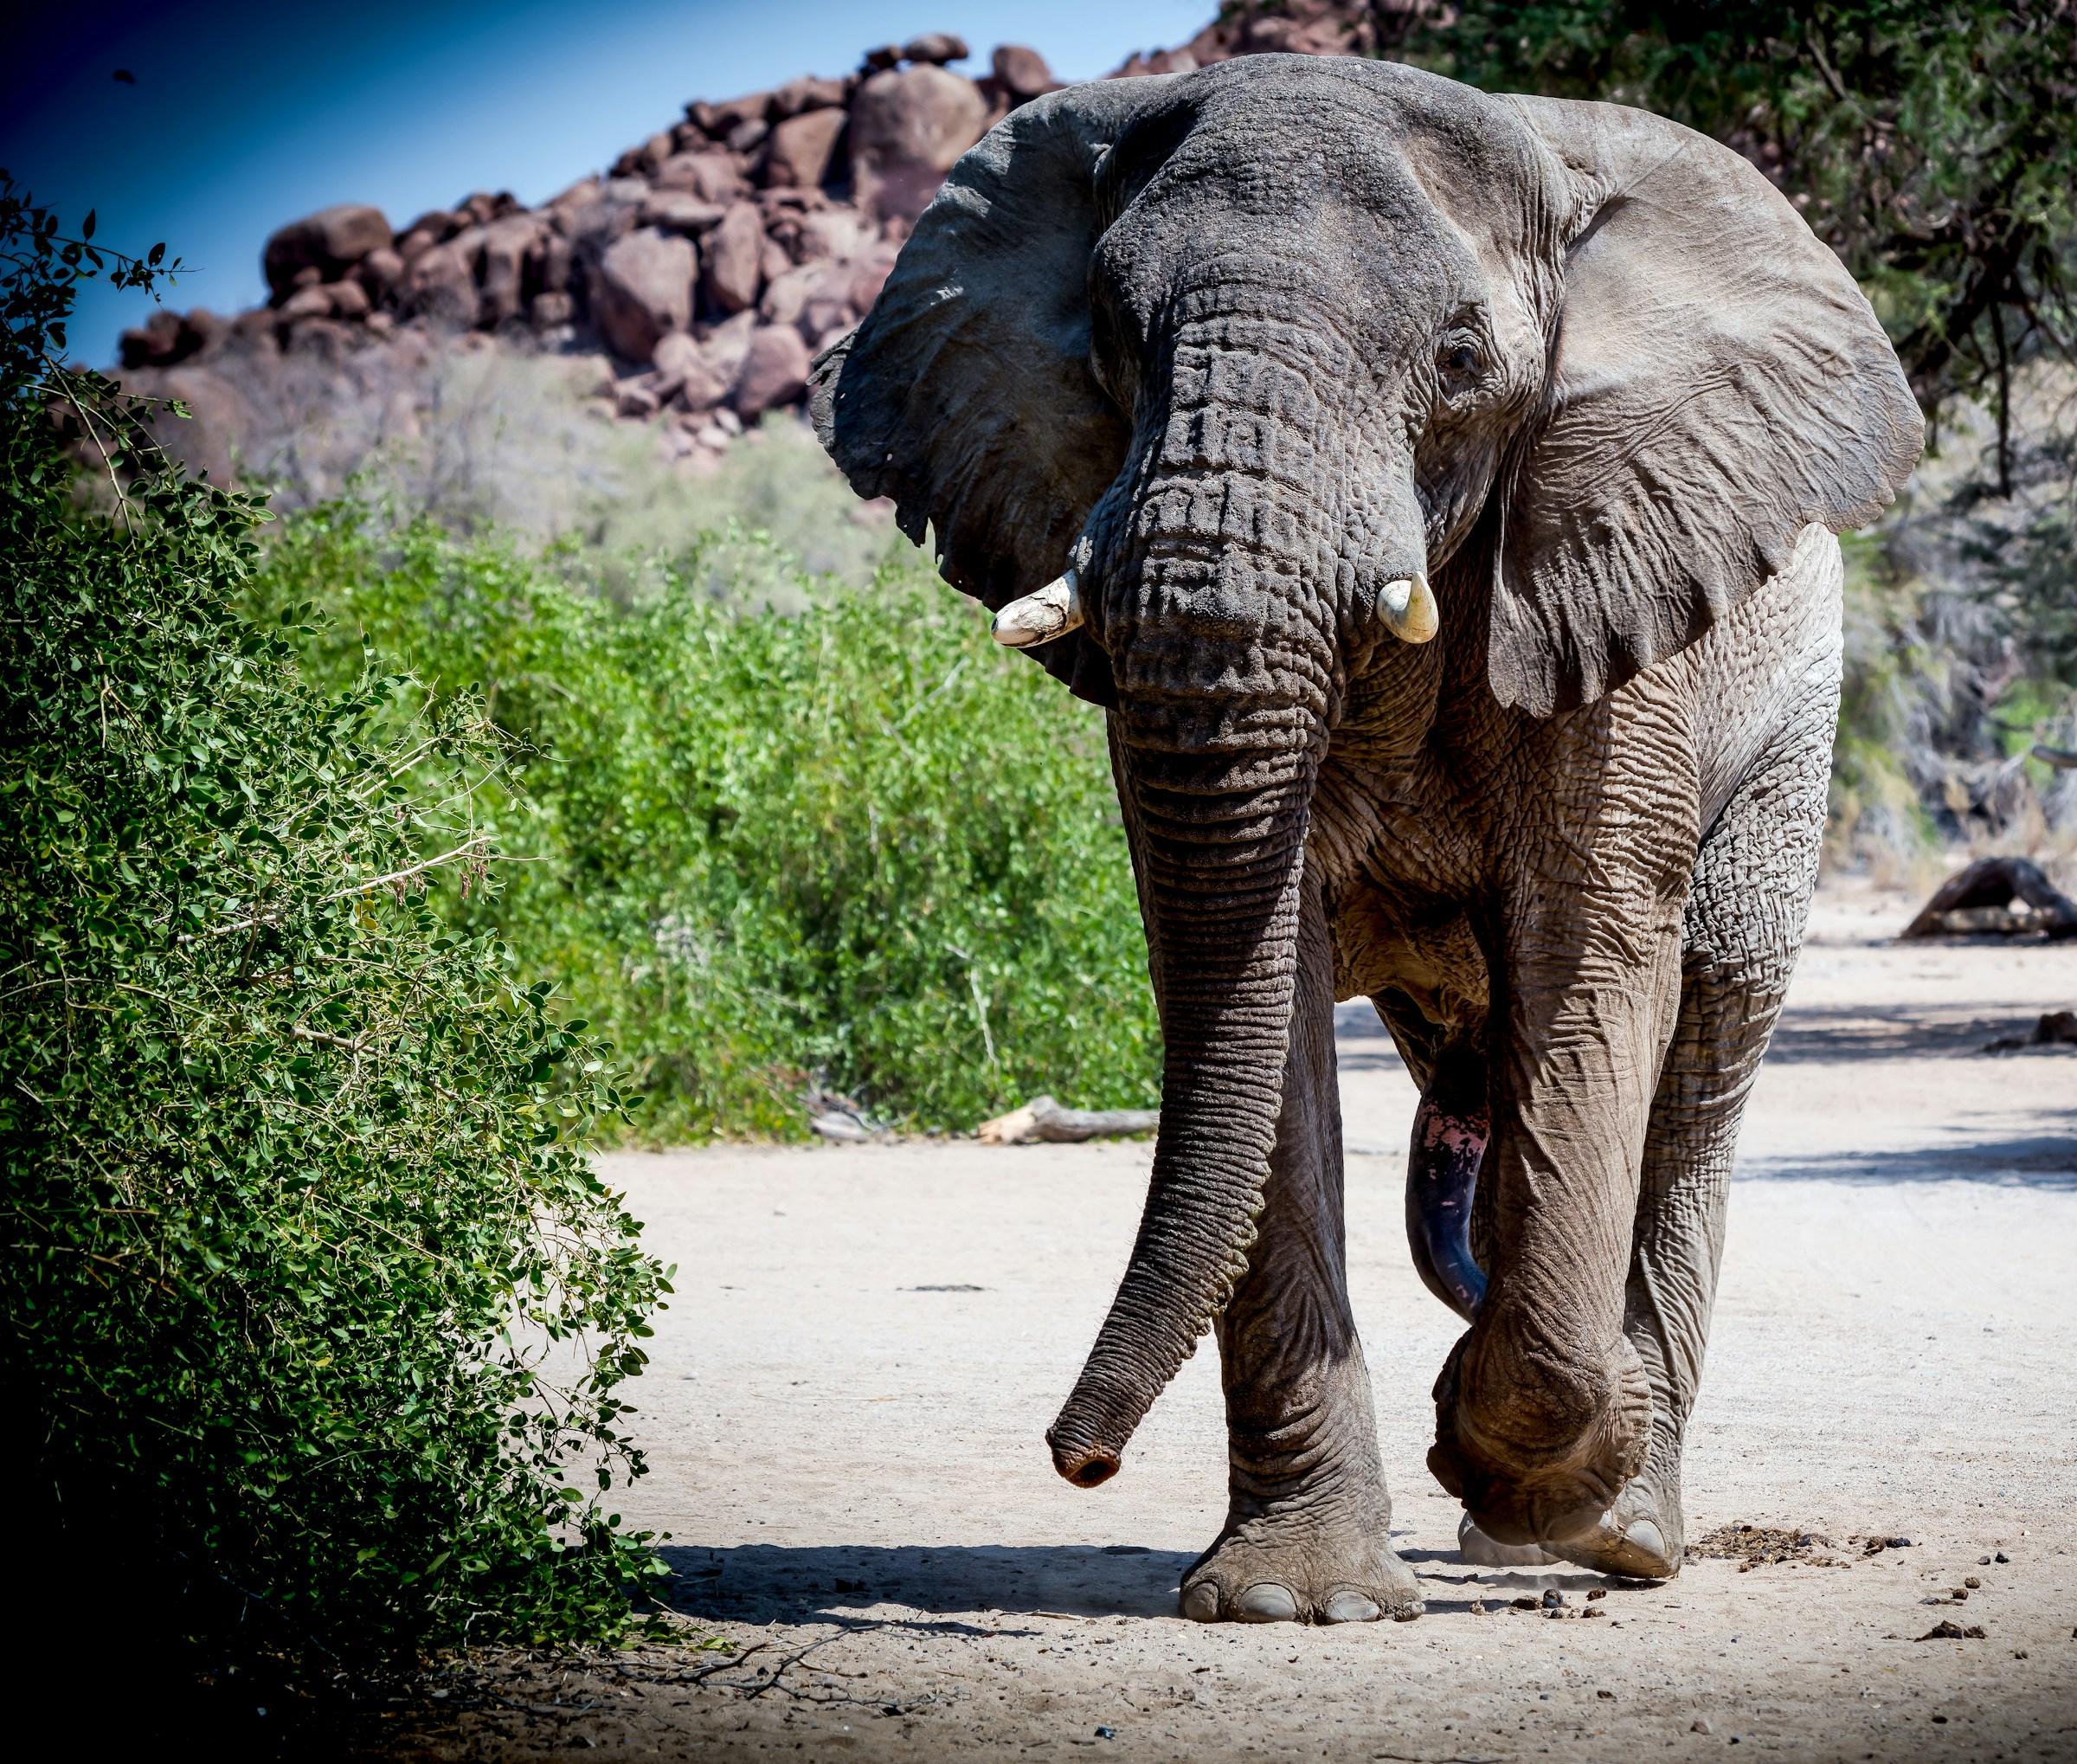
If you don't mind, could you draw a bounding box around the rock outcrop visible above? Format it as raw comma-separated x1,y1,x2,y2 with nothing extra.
112,10,1424,486
1109,0,1447,74
114,32,1071,481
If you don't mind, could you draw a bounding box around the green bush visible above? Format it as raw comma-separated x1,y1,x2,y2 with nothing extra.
255,502,1161,1139
2,185,669,1666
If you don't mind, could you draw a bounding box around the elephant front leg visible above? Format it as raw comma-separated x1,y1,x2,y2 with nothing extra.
1426,702,1700,1553
1559,692,1836,1579
1180,881,1422,1626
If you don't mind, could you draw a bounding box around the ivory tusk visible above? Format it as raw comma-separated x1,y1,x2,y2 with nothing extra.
1378,573,1438,645
991,570,1084,648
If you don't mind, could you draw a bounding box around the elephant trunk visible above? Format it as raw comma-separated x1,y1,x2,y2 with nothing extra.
1045,408,1336,1485
1045,740,1317,1484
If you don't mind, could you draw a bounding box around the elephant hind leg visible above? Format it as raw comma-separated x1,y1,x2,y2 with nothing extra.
1555,676,1837,1579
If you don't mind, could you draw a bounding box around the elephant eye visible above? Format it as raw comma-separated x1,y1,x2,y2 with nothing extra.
1438,342,1482,385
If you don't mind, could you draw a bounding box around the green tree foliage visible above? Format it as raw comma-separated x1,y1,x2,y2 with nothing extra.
2,183,670,1667
254,504,1161,1140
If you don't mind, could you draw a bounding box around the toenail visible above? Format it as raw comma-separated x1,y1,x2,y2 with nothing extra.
1624,1517,1668,1562
1234,1582,1299,1622
1321,1591,1381,1624
1179,1582,1220,1624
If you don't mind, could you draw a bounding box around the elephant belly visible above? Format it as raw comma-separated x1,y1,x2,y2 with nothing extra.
1322,872,1490,1089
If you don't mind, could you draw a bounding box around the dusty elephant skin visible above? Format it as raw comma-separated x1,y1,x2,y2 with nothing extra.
813,55,1921,1625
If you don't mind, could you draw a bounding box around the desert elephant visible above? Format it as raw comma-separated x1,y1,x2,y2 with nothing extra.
812,54,1919,1624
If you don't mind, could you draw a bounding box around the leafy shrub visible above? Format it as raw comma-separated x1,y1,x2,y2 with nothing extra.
254,502,1161,1140
2,184,669,1667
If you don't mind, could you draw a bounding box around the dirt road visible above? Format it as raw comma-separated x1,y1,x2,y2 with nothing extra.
396,882,2077,1761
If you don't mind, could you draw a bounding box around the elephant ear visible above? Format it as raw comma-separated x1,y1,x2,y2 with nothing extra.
811,80,1174,708
1489,96,1923,717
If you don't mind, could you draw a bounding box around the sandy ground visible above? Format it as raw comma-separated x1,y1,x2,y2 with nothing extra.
389,880,2077,1761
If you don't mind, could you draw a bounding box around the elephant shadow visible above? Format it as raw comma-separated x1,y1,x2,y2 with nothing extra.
655,1542,1198,1628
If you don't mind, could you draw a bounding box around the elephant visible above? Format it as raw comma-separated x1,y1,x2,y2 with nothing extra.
811,53,1920,1625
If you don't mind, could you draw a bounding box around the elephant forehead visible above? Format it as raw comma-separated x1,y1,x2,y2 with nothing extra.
1097,119,1542,364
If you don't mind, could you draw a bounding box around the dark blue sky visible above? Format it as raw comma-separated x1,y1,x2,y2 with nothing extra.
1,1,1208,363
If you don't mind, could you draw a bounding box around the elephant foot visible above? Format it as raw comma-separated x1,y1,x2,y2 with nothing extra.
1179,1507,1423,1626
1427,1330,1653,1556
1457,1510,1559,1568
1548,1479,1682,1579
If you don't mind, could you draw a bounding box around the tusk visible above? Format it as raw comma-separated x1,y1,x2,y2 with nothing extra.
991,570,1084,648
1378,573,1438,645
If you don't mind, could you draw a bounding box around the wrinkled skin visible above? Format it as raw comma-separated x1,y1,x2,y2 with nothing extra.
813,56,1920,1623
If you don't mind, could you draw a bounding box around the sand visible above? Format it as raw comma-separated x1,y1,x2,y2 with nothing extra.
393,880,2077,1761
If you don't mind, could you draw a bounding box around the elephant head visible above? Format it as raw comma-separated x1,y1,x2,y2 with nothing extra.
812,55,1919,1490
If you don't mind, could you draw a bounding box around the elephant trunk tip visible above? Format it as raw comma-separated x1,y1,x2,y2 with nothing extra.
1045,1404,1129,1489
1052,1444,1122,1489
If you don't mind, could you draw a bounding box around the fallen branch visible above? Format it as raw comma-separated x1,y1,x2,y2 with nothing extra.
679,1623,934,1712
977,1093,1159,1146
1900,855,2077,940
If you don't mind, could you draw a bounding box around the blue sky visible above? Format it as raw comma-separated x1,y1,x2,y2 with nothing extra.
1,1,1210,364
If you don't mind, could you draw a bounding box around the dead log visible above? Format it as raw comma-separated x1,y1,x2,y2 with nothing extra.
1900,856,2077,939
1031,1095,1159,1143
977,1093,1159,1145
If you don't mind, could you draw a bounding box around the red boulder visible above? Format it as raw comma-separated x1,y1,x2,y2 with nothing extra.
593,227,696,361
765,108,848,190
847,64,989,222
990,44,1058,102
732,323,811,417
703,202,767,314
262,204,392,300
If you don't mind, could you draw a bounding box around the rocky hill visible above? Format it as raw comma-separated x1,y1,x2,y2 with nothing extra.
112,33,1066,486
